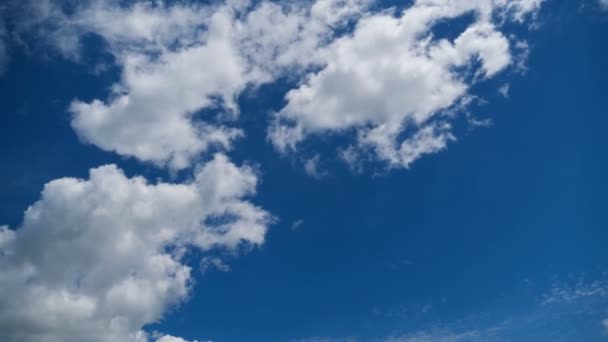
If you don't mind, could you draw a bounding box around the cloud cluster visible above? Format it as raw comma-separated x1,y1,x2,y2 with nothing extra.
0,0,548,341
15,0,368,169
12,0,542,170
270,0,542,168
0,155,271,342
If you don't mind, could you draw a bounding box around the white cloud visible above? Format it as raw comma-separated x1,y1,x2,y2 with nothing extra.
601,0,608,10
304,154,327,179
68,3,253,170
292,275,608,342
15,0,543,171
155,335,199,342
200,257,231,274
541,278,608,305
363,122,455,169
498,84,510,98
269,0,543,169
499,0,545,22
291,219,304,231
0,154,272,342
16,0,368,170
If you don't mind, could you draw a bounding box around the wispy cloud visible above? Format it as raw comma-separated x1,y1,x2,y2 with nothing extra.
304,154,328,179
291,219,305,231
294,275,608,342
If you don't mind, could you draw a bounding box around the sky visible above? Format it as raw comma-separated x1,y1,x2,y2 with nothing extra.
0,0,607,341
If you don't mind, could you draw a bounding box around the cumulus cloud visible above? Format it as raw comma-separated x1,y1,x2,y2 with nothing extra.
269,0,543,169
14,0,368,169
0,154,272,342
64,1,256,169
12,0,543,171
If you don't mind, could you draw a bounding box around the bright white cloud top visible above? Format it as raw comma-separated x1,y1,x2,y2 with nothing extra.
0,154,271,342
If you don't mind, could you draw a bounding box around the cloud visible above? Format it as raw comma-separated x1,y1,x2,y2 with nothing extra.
154,335,199,342
13,0,368,170
269,0,543,169
541,278,608,305
291,219,304,231
304,154,327,179
14,0,543,172
66,1,256,170
603,318,608,333
0,154,272,342
601,0,608,10
200,257,231,274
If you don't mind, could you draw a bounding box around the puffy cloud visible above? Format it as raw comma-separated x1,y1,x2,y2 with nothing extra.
67,2,255,169
200,257,231,274
15,0,368,169
14,0,543,171
269,0,543,169
0,154,272,342
69,25,247,169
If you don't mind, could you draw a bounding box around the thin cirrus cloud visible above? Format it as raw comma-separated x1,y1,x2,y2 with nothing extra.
293,276,608,342
0,154,272,342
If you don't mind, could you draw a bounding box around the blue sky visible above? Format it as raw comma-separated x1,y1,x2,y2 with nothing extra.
0,1,607,341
